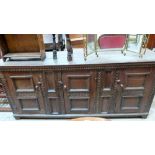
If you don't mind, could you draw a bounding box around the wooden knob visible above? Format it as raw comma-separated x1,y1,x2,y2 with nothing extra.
35,85,39,90
116,79,121,83
64,85,67,89
38,81,42,85
120,84,124,88
58,81,63,86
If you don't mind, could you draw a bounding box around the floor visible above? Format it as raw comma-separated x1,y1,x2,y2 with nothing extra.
0,97,155,121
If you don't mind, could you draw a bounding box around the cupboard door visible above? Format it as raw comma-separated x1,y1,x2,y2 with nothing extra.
97,71,115,114
5,72,45,114
115,68,154,113
44,72,63,114
62,71,96,114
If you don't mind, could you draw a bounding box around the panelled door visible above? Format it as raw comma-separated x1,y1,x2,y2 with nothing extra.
43,72,63,114
97,70,115,114
62,71,96,114
5,72,45,114
115,68,155,113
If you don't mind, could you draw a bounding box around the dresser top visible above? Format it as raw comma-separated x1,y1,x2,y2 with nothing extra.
0,49,155,68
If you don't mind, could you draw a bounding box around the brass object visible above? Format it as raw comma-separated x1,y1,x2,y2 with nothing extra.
83,34,98,60
125,34,149,58
83,34,149,60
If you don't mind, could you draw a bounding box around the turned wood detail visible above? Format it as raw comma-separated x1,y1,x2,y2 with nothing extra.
95,71,102,113
52,34,57,59
113,69,120,112
114,69,120,94
57,72,65,114
0,73,16,111
58,34,65,51
66,34,73,61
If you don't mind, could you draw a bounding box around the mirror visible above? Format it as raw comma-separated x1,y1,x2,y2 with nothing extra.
83,34,149,60
126,34,148,57
83,34,98,60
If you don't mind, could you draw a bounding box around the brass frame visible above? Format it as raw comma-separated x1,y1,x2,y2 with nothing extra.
97,34,127,56
83,34,98,60
83,34,149,60
125,34,148,58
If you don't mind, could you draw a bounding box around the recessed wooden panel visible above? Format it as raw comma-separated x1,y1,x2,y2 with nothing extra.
13,78,33,90
68,76,90,90
101,89,112,96
98,71,114,113
10,75,35,94
69,92,89,97
20,98,40,111
70,98,89,112
45,73,56,90
125,71,150,87
123,88,144,96
103,71,113,89
100,96,112,113
121,96,141,110
127,75,146,87
48,98,60,114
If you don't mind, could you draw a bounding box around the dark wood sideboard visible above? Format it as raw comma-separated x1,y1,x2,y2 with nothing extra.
0,49,155,119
